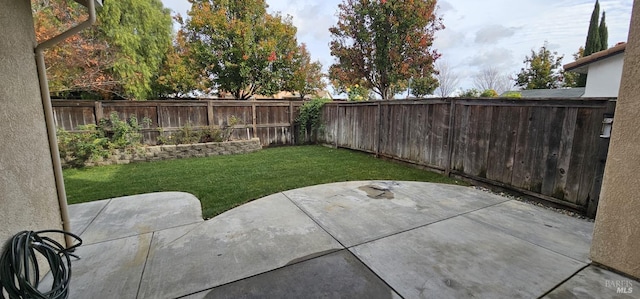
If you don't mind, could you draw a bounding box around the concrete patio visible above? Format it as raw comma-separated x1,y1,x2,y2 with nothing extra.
47,181,638,298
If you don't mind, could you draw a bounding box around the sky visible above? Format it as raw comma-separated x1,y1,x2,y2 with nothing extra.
160,0,633,94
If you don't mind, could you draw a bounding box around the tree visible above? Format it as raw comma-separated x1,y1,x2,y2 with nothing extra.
33,0,173,100
584,0,601,57
515,44,565,90
410,76,439,98
599,11,608,50
33,0,118,98
287,44,326,99
472,67,513,95
99,0,173,99
152,26,200,98
434,60,460,97
329,0,443,100
184,0,299,100
578,0,608,87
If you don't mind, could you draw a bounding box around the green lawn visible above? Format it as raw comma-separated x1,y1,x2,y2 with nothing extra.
63,145,465,218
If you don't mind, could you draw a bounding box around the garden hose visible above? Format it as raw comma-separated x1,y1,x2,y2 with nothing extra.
0,230,82,299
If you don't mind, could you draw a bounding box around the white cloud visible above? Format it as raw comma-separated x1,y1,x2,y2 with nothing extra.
474,24,517,44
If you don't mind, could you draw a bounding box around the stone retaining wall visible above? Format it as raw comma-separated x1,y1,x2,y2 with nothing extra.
82,138,262,167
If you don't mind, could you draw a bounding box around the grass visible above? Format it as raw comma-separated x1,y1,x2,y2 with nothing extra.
63,145,465,218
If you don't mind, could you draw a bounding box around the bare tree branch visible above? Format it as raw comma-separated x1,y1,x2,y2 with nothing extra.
434,60,460,97
472,67,513,94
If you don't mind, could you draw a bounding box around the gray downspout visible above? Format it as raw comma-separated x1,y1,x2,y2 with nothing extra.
35,0,97,248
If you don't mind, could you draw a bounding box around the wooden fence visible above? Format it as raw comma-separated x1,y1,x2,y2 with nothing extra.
319,98,616,217
52,100,303,146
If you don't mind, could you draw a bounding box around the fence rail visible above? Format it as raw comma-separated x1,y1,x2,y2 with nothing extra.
319,98,616,216
52,100,303,146
54,98,615,216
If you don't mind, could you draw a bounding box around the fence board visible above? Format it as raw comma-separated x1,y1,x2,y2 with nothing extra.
53,100,301,146
318,98,614,214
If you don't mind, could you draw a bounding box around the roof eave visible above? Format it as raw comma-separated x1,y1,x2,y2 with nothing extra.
564,43,626,72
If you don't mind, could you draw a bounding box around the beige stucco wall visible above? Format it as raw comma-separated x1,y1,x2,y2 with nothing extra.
0,0,63,250
591,0,640,279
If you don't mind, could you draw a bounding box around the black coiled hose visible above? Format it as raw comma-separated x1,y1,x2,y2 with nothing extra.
0,230,82,299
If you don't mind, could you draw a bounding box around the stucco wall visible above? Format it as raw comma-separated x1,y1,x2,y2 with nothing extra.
0,0,63,250
590,0,640,279
583,54,625,97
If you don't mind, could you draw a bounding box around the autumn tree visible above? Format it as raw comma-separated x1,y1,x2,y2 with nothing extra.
472,67,513,95
33,0,173,100
515,44,566,90
33,0,117,98
329,0,443,100
153,22,200,98
434,60,460,97
287,44,326,99
183,0,299,100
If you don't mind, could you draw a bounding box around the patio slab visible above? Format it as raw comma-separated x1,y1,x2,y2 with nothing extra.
465,200,594,262
350,215,587,298
544,265,640,299
183,250,401,299
78,192,203,244
67,199,110,236
53,181,629,299
137,193,343,299
283,181,510,247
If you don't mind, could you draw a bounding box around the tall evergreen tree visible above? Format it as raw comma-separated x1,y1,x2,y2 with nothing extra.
578,0,601,87
599,11,608,50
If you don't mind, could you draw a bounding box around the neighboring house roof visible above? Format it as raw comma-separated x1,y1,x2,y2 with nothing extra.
500,88,585,98
564,42,627,74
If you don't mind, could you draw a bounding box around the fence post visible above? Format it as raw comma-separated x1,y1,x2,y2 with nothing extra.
335,103,340,148
252,101,257,139
207,100,214,127
445,98,456,177
289,100,295,144
376,101,382,157
93,101,103,124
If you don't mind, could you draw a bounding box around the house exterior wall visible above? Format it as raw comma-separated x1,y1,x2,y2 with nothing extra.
583,54,625,97
590,0,640,279
0,0,63,252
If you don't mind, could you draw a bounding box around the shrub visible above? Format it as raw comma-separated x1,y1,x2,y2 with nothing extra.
57,125,109,168
459,88,480,97
480,89,499,97
501,91,522,98
296,98,330,143
57,112,149,167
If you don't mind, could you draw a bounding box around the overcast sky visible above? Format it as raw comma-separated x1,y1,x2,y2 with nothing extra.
160,0,632,94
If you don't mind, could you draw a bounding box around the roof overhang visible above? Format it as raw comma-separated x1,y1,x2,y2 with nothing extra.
74,0,103,8
564,42,626,74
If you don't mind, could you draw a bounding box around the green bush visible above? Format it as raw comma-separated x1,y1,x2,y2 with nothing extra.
459,88,480,97
296,98,330,143
480,89,499,97
161,116,241,145
501,91,522,98
57,125,109,168
57,112,149,168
